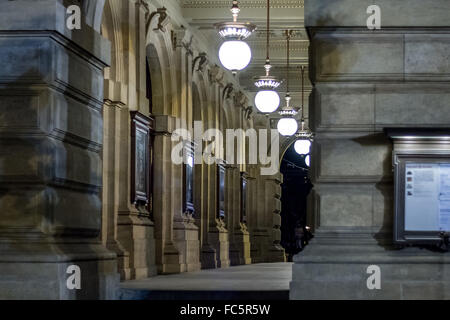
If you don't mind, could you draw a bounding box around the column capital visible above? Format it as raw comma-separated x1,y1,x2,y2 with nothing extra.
153,115,177,136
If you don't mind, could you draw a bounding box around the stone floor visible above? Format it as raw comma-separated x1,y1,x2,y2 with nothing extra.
118,263,292,300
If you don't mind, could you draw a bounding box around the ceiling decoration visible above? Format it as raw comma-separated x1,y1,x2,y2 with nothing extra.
180,0,305,9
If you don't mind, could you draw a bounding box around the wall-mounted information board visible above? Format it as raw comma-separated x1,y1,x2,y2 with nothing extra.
387,128,450,244
404,163,450,232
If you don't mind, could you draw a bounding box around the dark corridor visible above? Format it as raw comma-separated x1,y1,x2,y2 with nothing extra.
280,143,313,261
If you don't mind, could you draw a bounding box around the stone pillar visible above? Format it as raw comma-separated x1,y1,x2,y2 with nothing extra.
199,163,218,269
0,0,118,299
291,0,450,300
205,162,230,268
102,97,131,281
170,29,201,273
248,165,268,263
173,212,201,273
115,111,157,280
153,115,183,273
172,140,201,273
249,167,285,263
228,168,252,265
264,173,286,262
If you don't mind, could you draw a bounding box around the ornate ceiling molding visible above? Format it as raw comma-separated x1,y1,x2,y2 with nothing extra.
181,0,304,9
248,42,309,52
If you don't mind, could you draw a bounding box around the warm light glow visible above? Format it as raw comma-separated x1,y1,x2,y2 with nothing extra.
254,90,280,113
277,118,298,136
305,155,310,167
294,139,311,155
218,40,252,72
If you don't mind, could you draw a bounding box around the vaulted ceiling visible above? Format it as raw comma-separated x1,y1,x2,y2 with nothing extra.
177,0,311,119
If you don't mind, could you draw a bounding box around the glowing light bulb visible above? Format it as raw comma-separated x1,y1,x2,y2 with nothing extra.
218,40,252,72
294,139,311,155
254,90,280,113
277,118,298,136
305,155,310,167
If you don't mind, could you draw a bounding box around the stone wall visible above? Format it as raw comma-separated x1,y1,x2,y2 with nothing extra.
0,0,117,299
291,0,450,300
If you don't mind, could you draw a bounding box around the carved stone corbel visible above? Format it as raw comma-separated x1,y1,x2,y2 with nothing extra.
192,53,208,73
208,65,225,86
222,83,234,101
148,7,169,32
171,28,194,56
243,106,254,120
183,37,194,56
233,91,247,108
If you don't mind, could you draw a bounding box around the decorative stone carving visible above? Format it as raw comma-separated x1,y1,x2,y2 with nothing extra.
146,7,169,33
222,83,234,101
192,52,208,73
243,106,253,121
233,91,248,108
171,28,194,55
208,64,225,86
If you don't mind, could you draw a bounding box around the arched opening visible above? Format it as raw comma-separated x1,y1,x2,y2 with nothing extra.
280,142,314,262
146,44,165,115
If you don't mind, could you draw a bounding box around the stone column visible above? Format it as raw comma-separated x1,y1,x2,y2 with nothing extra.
170,29,201,273
291,0,450,300
248,165,267,263
115,110,157,280
248,167,285,263
199,163,218,269
102,97,131,281
172,140,201,273
205,162,230,268
228,168,252,265
264,173,286,262
153,115,183,273
0,0,118,299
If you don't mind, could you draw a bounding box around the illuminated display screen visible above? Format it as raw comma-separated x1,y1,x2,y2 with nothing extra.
404,163,450,232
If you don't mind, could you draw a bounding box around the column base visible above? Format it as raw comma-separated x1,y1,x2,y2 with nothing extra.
230,227,252,266
207,222,230,268
106,241,132,281
117,211,158,279
250,231,269,263
173,215,201,272
290,241,450,300
266,244,286,263
200,244,217,269
0,241,119,300
250,230,285,263
159,242,184,274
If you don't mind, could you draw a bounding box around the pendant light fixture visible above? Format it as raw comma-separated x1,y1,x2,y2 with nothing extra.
253,0,281,113
215,1,257,74
277,30,298,137
294,66,314,155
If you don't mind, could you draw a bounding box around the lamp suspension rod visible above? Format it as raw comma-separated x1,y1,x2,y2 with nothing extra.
266,0,270,63
231,0,239,22
286,30,290,94
301,66,305,119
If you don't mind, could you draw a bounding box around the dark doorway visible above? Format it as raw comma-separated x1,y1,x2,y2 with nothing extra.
280,143,313,262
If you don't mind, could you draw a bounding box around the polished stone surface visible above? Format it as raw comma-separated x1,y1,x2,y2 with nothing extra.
119,263,292,300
